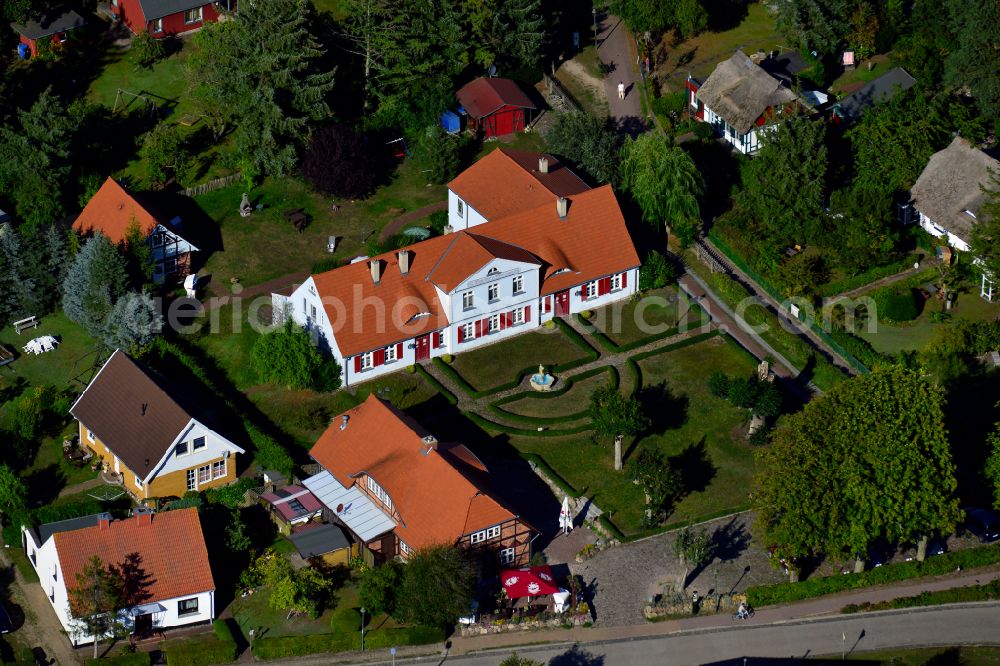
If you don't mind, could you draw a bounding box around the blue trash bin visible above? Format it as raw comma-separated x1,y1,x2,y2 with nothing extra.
17,43,29,59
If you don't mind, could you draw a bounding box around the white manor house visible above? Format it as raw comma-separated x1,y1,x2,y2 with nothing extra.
274,149,641,386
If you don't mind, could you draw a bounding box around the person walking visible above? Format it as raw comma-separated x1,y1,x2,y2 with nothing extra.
617,81,625,99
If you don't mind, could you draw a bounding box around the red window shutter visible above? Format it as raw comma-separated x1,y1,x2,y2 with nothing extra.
354,356,362,372
475,320,483,337
542,297,550,314
396,342,403,358
524,305,531,321
599,277,611,296
457,326,464,343
621,271,627,288
374,349,385,366
433,331,441,347
502,312,510,329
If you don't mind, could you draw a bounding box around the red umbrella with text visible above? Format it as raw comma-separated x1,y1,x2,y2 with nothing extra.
500,565,560,598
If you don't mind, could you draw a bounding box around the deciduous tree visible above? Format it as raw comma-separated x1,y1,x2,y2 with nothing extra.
545,112,622,186
970,168,1000,283
397,545,474,629
300,124,384,198
985,423,1000,510
68,555,125,659
0,465,27,517
673,525,713,591
358,561,402,617
944,0,1000,122
626,447,680,526
772,0,854,54
251,319,341,391
139,123,191,189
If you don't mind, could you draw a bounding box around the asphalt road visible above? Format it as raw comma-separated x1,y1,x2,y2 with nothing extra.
345,603,1000,666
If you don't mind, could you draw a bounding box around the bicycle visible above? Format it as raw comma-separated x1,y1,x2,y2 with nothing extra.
732,607,755,620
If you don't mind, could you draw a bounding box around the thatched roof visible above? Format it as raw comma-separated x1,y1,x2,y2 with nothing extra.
696,51,798,134
911,137,998,243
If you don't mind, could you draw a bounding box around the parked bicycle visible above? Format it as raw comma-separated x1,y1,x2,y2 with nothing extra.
733,604,755,620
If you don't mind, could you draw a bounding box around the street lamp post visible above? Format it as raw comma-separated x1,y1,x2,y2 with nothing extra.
592,6,598,48
361,608,366,653
713,568,719,611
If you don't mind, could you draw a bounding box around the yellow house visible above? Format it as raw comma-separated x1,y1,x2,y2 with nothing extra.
70,350,245,500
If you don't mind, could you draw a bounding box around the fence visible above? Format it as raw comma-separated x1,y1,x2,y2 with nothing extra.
180,172,243,197
542,73,582,113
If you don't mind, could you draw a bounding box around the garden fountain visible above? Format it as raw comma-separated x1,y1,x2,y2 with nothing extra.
530,364,556,392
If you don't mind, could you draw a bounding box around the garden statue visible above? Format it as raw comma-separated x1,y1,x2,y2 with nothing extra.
239,192,252,218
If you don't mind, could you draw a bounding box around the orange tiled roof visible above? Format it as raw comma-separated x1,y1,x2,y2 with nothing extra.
313,185,639,357
55,508,215,606
310,396,519,549
448,148,591,220
426,232,540,292
73,177,163,244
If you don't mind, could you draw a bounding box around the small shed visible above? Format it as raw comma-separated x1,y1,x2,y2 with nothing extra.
10,6,85,58
441,110,461,134
289,523,356,567
456,78,536,138
260,485,323,535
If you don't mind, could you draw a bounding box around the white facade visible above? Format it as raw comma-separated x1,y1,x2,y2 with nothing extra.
22,524,214,646
448,190,489,231
917,212,972,252
144,418,245,493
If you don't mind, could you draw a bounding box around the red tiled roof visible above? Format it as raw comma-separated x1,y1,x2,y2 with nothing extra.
456,78,536,119
73,177,164,244
312,185,638,357
55,509,214,607
426,233,540,292
310,396,519,549
449,148,591,220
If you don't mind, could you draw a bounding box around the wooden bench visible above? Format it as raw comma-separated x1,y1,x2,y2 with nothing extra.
12,316,38,334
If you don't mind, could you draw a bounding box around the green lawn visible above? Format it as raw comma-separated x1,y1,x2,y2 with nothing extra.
500,336,758,536
591,287,694,347
500,371,610,419
87,45,191,114
837,646,1000,666
858,290,1000,354
656,3,784,94
450,328,591,393
0,312,99,392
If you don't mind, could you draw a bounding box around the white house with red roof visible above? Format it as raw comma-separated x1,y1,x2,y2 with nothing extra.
21,508,215,646
274,149,641,387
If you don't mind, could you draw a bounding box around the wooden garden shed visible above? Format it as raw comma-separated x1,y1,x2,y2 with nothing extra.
456,78,536,138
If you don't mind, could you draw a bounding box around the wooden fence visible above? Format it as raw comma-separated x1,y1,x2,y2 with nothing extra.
180,172,243,197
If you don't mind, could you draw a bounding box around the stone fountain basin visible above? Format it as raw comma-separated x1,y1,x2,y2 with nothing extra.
530,373,556,392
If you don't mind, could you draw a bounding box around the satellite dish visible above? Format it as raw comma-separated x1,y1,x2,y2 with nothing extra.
487,64,497,78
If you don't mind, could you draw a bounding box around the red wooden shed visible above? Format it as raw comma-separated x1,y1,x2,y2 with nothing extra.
456,78,537,139
10,6,85,58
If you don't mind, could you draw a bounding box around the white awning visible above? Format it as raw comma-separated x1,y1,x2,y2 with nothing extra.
302,471,396,543
129,602,166,616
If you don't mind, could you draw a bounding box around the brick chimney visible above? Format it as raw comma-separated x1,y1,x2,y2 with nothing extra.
134,506,153,527
556,197,568,219
398,250,410,276
538,157,549,174
420,434,438,456
98,512,112,530
369,259,382,285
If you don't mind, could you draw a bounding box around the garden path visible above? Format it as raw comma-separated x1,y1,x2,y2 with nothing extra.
596,13,645,135
378,201,448,242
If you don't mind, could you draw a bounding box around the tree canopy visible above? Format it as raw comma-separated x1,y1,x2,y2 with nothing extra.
753,367,962,563
61,234,129,342
396,545,475,629
588,385,649,439
943,0,1000,123
545,112,622,186
970,168,1000,282
251,319,342,391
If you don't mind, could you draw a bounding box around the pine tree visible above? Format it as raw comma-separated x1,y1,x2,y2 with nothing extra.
46,224,70,290
62,234,128,342
103,291,162,355
0,224,37,318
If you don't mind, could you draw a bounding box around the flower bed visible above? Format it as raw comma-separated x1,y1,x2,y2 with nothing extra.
459,608,591,636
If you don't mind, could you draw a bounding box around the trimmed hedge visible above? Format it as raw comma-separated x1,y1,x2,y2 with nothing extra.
213,619,237,644
843,579,1000,614
521,453,579,497
871,286,921,322
827,327,890,370
252,626,442,660
747,544,1000,608
465,411,592,437
576,307,709,355
85,653,152,666
488,366,618,425
414,364,458,405
162,635,238,666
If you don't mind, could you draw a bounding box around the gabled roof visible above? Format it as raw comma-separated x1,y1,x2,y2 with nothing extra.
54,509,214,605
137,0,214,21
289,523,350,558
426,233,540,292
911,137,998,243
449,148,591,220
310,184,639,356
696,50,799,134
73,178,165,244
70,350,240,479
833,67,916,122
456,78,536,119
28,514,104,548
309,396,522,550
11,6,85,40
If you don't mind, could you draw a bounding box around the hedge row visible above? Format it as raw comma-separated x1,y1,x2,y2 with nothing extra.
85,653,152,666
521,453,579,498
163,635,238,666
414,364,458,405
816,258,914,297
843,578,1000,614
252,626,442,660
493,365,619,406
747,544,1000,608
465,411,592,437
488,366,618,425
576,308,709,355
827,327,890,370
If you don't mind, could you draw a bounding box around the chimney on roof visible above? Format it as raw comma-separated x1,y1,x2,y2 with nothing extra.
134,506,153,527
369,259,382,285
556,197,568,219
398,250,411,276
420,434,438,456
538,157,549,174
98,513,111,530
340,415,349,431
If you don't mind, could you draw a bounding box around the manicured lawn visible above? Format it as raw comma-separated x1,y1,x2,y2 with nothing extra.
501,371,610,419
655,3,784,94
500,336,758,536
858,290,1000,354
87,46,191,115
840,647,1000,666
185,304,262,392
450,328,592,393
591,287,695,347
194,163,446,289
0,312,99,392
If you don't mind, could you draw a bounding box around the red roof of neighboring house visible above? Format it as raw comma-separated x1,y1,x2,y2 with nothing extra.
449,148,591,220
73,177,164,244
311,184,639,356
261,485,324,522
310,395,520,550
55,509,214,607
456,78,536,119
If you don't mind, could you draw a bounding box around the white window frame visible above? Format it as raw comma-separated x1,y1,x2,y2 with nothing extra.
151,18,163,33
611,273,623,291
470,530,487,544
86,429,95,443
499,547,515,564
488,283,499,302
462,291,474,310
384,345,398,363
399,540,412,556
367,476,393,512
512,275,523,294
488,314,500,333
183,7,203,24
212,459,226,479
310,304,317,320
186,469,196,491
457,199,464,217
197,464,211,485
360,352,374,371
134,474,142,489
512,307,525,325
486,525,501,539
177,597,199,616
585,281,598,300
461,323,475,341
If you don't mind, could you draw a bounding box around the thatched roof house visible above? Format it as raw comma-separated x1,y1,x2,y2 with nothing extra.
694,51,798,135
911,137,997,249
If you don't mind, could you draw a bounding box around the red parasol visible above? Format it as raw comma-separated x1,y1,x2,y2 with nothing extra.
500,565,559,598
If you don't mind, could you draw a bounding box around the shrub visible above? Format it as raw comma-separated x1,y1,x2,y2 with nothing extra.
129,32,165,69
412,125,460,185
580,310,593,319
203,478,254,508
543,320,556,329
440,354,453,364
428,209,448,234
843,579,1000,614
85,653,152,666
639,250,677,290
651,91,686,120
162,636,237,666
251,319,342,391
311,257,340,274
871,286,921,322
244,422,294,478
693,122,716,140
